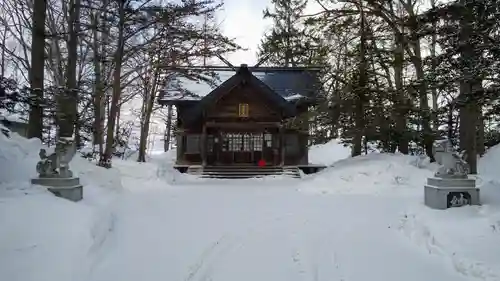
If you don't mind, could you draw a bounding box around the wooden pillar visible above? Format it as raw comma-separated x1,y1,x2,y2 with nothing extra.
280,125,285,166
201,124,207,166
301,131,308,165
176,130,183,164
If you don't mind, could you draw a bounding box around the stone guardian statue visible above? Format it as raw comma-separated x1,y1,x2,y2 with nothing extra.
32,137,82,202
432,139,469,178
424,139,479,209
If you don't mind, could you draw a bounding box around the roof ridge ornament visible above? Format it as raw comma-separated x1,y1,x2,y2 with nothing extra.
237,64,249,74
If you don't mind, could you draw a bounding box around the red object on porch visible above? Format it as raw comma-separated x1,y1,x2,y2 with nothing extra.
258,159,266,167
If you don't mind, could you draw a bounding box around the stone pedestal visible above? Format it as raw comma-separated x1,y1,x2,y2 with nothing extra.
424,176,480,209
31,177,83,202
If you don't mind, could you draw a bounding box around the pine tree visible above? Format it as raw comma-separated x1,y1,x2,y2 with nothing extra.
420,0,500,173
258,0,315,66
27,0,46,139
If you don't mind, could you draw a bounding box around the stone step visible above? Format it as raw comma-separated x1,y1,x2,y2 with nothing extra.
203,170,284,175
201,174,271,179
187,166,301,179
203,167,282,170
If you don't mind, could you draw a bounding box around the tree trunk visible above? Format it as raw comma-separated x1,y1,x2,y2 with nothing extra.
414,61,434,161
138,85,150,162
27,0,47,139
138,66,161,162
284,0,291,66
404,0,434,161
137,98,153,162
163,126,169,152
137,115,151,162
458,0,478,174
460,103,478,174
91,1,107,155
393,31,408,154
477,113,485,156
75,112,82,148
430,0,439,132
115,103,121,139
458,83,467,153
352,3,367,157
58,0,81,139
98,1,110,156
447,103,454,141
101,1,126,167
164,104,172,152
1,28,7,77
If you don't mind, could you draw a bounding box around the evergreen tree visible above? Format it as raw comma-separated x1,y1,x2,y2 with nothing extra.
258,0,327,67
420,0,500,172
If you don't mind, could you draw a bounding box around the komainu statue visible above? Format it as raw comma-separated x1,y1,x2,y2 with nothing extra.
36,148,59,177
432,139,469,178
35,137,77,178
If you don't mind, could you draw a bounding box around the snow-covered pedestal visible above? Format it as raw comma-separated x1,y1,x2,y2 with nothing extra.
424,175,479,209
31,138,83,202
424,140,480,209
31,177,83,202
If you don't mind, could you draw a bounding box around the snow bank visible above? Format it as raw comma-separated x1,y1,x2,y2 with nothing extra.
0,128,42,184
478,145,500,177
398,205,500,281
0,125,122,281
308,139,351,166
478,145,500,207
0,189,96,281
394,146,500,281
300,153,434,195
300,143,500,280
0,123,122,197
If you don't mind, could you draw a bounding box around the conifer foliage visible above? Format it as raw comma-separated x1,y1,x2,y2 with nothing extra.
257,0,500,173
1,0,499,174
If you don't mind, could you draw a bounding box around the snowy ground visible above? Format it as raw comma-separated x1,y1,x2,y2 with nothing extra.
1,131,499,281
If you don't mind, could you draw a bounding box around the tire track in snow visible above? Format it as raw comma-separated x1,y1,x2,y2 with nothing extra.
84,209,118,281
182,213,307,281
307,224,346,281
288,218,315,281
184,235,233,281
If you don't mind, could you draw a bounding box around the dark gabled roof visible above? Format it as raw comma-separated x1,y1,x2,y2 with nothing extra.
182,66,298,125
158,66,321,104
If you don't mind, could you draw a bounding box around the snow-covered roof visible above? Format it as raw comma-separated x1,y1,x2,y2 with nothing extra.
158,68,320,103
285,93,305,101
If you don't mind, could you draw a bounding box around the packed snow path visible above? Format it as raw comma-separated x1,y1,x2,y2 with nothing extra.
87,182,470,281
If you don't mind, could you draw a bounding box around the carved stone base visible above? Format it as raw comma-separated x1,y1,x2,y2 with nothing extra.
31,177,83,202
424,176,480,209
427,176,476,188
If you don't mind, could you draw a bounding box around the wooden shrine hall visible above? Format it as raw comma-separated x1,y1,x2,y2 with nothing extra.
157,64,323,178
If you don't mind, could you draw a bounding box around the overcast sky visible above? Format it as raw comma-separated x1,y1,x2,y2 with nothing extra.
216,0,321,66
